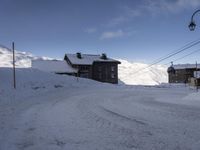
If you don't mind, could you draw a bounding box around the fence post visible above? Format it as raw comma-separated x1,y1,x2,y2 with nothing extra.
12,42,16,89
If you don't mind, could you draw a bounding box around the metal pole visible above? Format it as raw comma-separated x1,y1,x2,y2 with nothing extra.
189,9,200,31
191,9,200,22
12,42,16,89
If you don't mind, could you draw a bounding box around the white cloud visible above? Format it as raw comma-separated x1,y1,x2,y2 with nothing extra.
107,0,200,27
108,16,127,27
100,30,125,40
143,0,200,14
107,6,141,27
100,29,136,40
85,28,97,33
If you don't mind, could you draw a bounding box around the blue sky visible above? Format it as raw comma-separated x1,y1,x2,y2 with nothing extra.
0,0,200,64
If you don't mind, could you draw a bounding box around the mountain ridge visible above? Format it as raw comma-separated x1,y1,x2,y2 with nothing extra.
0,45,52,67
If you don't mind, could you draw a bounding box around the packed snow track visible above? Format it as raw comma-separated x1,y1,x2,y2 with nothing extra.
1,86,200,150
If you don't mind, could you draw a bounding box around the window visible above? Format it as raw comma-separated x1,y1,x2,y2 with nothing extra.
111,73,115,79
80,72,89,78
80,66,89,70
98,66,102,72
99,73,102,79
111,66,115,71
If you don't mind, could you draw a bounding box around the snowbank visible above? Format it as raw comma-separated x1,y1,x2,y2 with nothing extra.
0,67,107,102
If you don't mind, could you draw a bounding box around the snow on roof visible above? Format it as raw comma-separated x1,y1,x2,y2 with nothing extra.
173,64,200,69
32,60,78,73
65,54,120,65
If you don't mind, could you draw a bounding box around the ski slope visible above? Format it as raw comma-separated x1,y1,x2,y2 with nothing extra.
118,59,168,85
0,68,200,150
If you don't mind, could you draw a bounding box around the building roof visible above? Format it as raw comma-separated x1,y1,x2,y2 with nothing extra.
173,64,200,69
65,53,121,65
32,59,78,73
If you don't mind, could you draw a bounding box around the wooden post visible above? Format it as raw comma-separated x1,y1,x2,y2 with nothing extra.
196,61,198,91
12,42,16,89
77,70,79,82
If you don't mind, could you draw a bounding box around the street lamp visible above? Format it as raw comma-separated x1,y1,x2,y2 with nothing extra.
188,9,200,31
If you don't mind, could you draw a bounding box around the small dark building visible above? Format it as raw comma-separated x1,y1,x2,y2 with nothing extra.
168,64,200,83
64,53,121,84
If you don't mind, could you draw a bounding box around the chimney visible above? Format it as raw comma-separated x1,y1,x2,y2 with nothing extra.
76,52,82,59
101,53,107,60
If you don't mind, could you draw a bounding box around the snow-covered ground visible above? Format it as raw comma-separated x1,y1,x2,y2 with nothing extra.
0,45,168,85
1,44,200,149
0,67,200,150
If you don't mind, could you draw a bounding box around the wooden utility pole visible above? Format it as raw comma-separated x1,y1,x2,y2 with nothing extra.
12,42,16,89
195,61,198,91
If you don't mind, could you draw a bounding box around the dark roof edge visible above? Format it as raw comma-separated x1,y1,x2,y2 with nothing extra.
93,60,121,64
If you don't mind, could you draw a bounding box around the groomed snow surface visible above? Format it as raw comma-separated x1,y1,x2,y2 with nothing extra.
1,68,200,150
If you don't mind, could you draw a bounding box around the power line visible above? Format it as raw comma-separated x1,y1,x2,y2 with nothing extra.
145,38,200,66
133,48,200,77
132,39,200,75
164,48,200,65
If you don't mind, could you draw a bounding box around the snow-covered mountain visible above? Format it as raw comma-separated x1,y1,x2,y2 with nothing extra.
0,45,51,68
118,59,168,85
0,45,168,85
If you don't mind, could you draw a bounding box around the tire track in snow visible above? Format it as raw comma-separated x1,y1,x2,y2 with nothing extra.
100,106,147,126
76,91,165,150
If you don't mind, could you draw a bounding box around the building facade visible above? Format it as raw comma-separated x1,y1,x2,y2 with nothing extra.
64,53,120,84
168,64,200,83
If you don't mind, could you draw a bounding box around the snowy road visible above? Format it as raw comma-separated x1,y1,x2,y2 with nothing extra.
1,84,200,150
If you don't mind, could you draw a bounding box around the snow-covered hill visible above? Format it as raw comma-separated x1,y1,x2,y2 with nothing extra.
118,59,168,85
0,45,168,85
0,45,51,68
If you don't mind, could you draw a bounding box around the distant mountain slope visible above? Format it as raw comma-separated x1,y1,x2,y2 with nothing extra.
118,59,168,85
0,45,168,85
0,45,51,67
